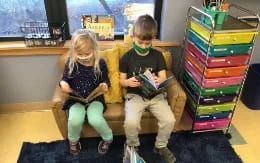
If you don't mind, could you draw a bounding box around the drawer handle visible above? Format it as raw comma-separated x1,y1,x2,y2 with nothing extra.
217,100,221,103
211,124,215,127
230,50,234,53
221,81,226,84
233,37,237,41
227,61,231,64
220,91,223,94
224,71,229,74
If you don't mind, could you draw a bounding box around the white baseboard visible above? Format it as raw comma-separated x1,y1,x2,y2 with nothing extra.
0,101,52,114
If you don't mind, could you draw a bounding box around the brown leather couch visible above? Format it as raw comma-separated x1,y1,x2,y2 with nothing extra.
51,43,187,139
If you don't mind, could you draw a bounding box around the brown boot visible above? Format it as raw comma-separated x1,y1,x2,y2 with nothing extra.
69,141,81,156
154,147,176,163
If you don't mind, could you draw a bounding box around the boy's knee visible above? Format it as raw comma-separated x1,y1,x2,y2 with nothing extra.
124,119,140,129
162,113,176,126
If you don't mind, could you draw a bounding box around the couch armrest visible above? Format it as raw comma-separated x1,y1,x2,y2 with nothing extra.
51,84,68,139
166,77,187,129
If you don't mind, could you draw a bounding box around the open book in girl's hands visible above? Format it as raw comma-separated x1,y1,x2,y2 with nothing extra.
136,70,174,99
67,85,104,104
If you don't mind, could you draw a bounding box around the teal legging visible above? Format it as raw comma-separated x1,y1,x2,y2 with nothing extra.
68,101,113,142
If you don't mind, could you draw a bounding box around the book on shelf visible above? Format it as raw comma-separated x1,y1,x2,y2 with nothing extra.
123,3,155,43
136,70,173,99
81,15,114,41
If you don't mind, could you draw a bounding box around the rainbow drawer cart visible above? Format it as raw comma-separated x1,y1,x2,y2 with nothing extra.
180,4,260,136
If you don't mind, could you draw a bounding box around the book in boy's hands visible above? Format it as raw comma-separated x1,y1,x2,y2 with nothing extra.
136,70,173,99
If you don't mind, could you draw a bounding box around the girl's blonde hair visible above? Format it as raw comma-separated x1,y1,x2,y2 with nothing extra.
68,29,101,75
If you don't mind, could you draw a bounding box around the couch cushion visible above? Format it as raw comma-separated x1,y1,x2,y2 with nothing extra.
102,47,124,103
104,103,155,121
102,44,173,104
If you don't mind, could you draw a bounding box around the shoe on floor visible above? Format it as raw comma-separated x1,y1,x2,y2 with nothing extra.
154,146,176,163
98,139,113,154
69,141,81,156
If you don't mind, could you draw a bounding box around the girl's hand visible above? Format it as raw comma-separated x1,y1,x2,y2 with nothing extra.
99,83,108,92
152,73,160,86
60,80,73,93
126,77,140,87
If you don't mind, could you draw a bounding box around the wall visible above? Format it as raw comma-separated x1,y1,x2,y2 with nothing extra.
0,55,60,106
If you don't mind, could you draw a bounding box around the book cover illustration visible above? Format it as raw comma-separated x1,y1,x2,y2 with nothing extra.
123,3,154,43
81,15,114,41
136,70,173,99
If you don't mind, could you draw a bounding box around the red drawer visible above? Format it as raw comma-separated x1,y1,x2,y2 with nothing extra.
186,51,247,78
187,42,250,68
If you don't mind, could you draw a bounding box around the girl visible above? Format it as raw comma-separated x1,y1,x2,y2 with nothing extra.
59,29,113,156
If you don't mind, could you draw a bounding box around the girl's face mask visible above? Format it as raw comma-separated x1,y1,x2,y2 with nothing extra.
77,54,93,63
132,41,151,54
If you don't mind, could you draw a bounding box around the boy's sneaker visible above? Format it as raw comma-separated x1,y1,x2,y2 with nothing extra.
154,147,176,163
123,144,145,163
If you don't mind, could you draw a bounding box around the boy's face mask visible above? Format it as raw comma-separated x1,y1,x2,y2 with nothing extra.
77,54,93,63
132,41,151,54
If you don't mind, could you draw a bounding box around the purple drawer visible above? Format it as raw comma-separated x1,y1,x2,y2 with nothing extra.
199,94,237,105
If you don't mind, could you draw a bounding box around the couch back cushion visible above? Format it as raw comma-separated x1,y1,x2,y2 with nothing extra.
102,44,173,104
58,44,172,104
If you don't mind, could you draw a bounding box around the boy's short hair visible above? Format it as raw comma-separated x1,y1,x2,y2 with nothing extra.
133,14,157,40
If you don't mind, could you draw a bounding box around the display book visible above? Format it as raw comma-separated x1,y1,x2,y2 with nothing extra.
123,3,154,43
136,70,173,99
81,15,114,41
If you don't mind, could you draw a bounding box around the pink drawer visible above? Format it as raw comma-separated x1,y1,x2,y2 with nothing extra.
187,42,250,68
185,64,244,88
193,118,231,130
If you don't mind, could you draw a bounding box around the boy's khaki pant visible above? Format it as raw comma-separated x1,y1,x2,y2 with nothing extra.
124,93,176,148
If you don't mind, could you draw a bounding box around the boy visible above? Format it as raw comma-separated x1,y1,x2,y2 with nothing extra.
119,15,176,163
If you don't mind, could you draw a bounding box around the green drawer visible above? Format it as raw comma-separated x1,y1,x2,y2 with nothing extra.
183,71,241,96
187,96,235,114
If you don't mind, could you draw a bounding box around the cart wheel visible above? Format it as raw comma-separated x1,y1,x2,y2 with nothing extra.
225,133,232,139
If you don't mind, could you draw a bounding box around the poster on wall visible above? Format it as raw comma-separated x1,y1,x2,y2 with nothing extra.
81,15,114,41
123,3,154,43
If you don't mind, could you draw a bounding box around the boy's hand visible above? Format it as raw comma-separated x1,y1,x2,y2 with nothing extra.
99,83,108,92
152,73,160,86
127,77,140,87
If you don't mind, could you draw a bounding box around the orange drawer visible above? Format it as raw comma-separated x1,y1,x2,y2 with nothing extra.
185,51,204,72
204,66,247,78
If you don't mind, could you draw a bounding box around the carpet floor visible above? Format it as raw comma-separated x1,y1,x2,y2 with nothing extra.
18,130,242,163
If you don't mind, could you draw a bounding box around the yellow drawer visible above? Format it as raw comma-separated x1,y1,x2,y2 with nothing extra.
190,21,258,45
